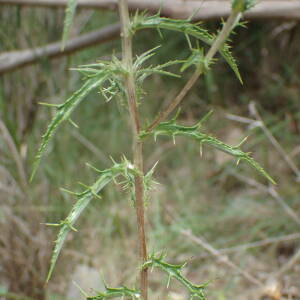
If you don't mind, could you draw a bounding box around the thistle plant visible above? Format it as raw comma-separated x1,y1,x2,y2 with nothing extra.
31,0,274,299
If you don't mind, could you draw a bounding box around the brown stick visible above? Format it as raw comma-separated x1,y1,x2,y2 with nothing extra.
1,0,300,20
0,118,28,191
249,102,300,181
189,232,300,259
231,172,300,227
0,23,120,75
181,229,263,287
147,69,201,132
118,0,148,299
275,246,300,278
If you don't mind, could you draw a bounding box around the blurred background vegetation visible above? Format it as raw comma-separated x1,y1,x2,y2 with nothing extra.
1,2,300,300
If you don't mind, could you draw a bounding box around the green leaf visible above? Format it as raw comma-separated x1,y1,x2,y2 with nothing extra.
31,76,106,180
46,159,136,282
131,15,213,46
131,15,242,83
62,0,78,49
32,56,127,180
140,112,275,184
136,60,182,84
133,47,182,85
220,43,243,84
133,45,162,69
47,176,110,282
180,48,209,72
143,161,159,204
143,253,206,299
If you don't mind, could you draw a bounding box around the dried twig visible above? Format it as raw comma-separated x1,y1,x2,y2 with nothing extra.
0,24,120,74
0,165,23,197
248,102,300,181
0,118,28,191
1,0,300,21
181,229,263,287
189,232,300,259
231,172,300,227
275,247,300,278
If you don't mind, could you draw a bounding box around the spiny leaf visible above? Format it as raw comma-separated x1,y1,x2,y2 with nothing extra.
180,48,210,72
143,253,206,299
47,159,137,282
62,0,77,49
136,60,182,84
47,176,111,282
75,57,127,102
140,113,275,184
133,47,182,85
87,286,140,300
133,45,162,69
221,43,243,84
131,15,213,45
143,161,159,204
130,14,242,83
31,76,106,181
31,57,127,180
118,159,158,205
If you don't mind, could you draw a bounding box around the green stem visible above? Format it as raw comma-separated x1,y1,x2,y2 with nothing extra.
118,1,148,299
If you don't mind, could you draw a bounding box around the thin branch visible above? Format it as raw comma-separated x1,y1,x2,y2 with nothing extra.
216,232,300,254
0,118,28,191
166,202,262,287
190,232,300,259
249,102,300,181
275,246,300,278
227,107,300,222
146,69,200,132
181,229,263,287
118,0,148,298
231,172,300,227
0,165,23,197
1,0,300,21
226,112,258,125
182,229,300,296
0,24,120,74
146,9,241,132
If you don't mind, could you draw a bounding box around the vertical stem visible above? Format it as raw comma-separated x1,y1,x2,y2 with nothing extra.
118,1,148,299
